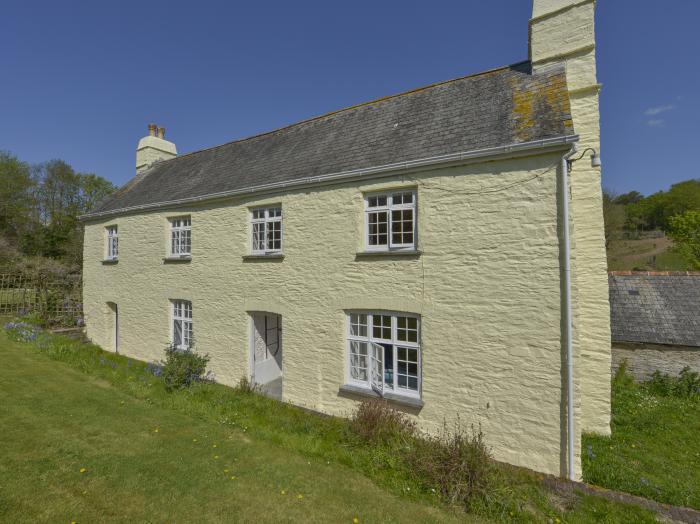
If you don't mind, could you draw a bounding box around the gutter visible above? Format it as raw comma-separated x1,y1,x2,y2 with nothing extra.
79,135,579,221
560,147,577,481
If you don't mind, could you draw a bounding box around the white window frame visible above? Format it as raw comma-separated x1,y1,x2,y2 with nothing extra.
169,216,191,257
171,300,193,349
364,190,416,252
250,206,283,255
346,311,421,399
106,225,118,260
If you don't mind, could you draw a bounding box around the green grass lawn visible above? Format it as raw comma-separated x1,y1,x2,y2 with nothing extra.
583,370,700,509
0,324,657,523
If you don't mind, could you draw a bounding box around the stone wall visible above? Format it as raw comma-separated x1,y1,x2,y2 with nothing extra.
612,343,700,381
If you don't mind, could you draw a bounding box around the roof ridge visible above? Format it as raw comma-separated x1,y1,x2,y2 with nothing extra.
156,60,533,166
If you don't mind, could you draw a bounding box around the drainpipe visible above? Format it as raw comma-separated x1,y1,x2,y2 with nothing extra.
560,148,576,481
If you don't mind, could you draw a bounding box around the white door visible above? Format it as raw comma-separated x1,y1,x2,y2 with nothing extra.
250,313,283,388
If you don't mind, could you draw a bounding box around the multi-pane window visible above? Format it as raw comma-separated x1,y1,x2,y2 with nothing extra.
365,191,416,251
171,300,193,349
170,217,191,256
106,225,118,260
346,312,421,398
251,207,282,254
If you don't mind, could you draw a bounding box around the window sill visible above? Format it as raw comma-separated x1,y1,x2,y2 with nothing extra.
355,249,422,259
101,259,119,265
338,384,424,409
242,254,285,261
163,255,192,263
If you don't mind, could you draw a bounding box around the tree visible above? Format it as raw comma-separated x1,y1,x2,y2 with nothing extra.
668,211,700,269
602,189,626,248
614,191,643,206
0,151,34,242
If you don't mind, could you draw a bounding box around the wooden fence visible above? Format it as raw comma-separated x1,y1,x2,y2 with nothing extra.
0,272,82,326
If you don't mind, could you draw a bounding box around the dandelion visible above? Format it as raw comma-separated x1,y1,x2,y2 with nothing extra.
79,468,87,474
193,438,198,442
297,494,303,500
353,518,359,524
214,455,219,459
154,428,160,433
230,476,236,480
212,444,218,448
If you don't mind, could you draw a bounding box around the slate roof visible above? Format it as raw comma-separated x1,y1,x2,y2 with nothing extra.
609,273,700,347
88,61,574,217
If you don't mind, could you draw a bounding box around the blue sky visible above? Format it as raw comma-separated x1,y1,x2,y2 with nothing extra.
1,1,698,196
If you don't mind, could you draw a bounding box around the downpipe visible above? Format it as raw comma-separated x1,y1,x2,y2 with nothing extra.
560,148,576,481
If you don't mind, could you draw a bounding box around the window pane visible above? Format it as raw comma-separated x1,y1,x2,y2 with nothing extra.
350,314,367,337
368,195,387,208
372,315,391,339
368,211,388,246
391,209,414,246
183,229,191,253
173,319,182,346
350,341,368,381
397,316,418,342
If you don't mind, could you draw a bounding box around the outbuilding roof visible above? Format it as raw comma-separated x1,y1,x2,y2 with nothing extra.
87,61,574,218
609,272,700,347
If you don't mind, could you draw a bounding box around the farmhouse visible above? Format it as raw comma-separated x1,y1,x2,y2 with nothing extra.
81,0,610,479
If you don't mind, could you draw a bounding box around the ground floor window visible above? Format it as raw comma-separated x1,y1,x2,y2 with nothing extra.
171,300,193,349
346,312,421,398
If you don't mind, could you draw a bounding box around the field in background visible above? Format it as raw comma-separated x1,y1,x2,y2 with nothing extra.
607,233,691,271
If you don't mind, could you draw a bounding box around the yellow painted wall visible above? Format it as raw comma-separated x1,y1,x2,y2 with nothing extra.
531,0,612,437
84,152,580,476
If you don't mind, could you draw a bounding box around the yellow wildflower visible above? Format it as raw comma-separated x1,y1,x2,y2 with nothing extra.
281,490,286,495
353,518,359,524
224,469,229,473
79,468,87,474
297,494,303,500
230,476,236,480
212,444,218,448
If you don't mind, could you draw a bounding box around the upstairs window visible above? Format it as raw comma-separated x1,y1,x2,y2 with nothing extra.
251,207,282,255
346,312,421,398
106,225,118,260
170,216,191,257
171,300,193,349
365,191,416,251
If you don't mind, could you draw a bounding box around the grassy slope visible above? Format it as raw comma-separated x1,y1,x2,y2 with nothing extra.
607,235,691,271
0,326,657,523
0,332,466,524
583,372,700,509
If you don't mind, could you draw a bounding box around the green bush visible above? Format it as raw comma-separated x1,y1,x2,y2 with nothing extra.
406,422,494,511
645,367,700,398
349,399,416,444
349,400,496,513
160,343,211,392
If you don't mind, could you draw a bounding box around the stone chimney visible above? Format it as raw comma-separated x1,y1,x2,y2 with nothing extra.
136,123,177,174
530,0,611,478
